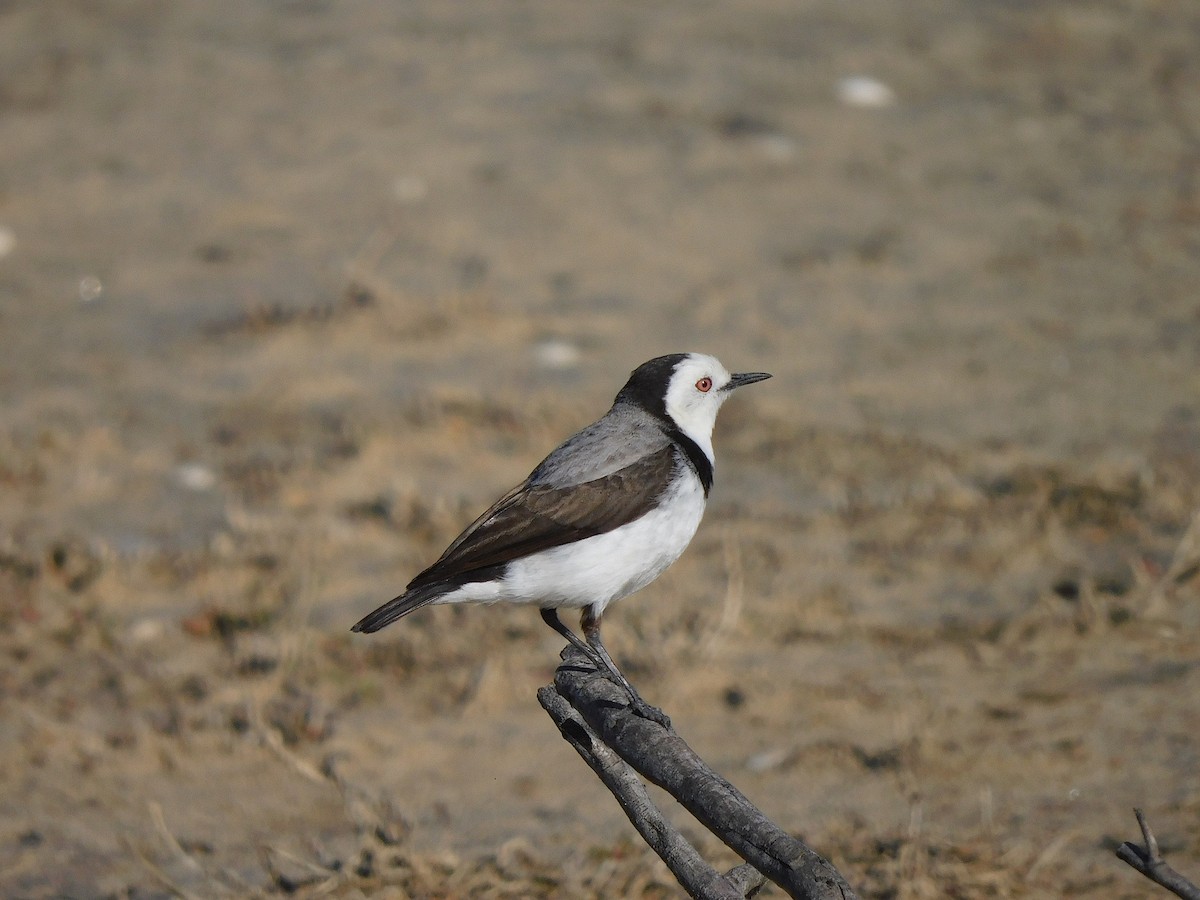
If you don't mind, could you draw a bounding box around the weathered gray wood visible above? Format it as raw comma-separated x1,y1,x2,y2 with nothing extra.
538,687,760,899
1116,809,1200,900
542,647,859,900
725,862,769,897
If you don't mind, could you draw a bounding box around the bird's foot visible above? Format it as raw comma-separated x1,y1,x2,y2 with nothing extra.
628,695,672,728
608,677,671,728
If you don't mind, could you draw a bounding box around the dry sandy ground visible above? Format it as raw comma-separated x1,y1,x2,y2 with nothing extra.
2,1,1200,897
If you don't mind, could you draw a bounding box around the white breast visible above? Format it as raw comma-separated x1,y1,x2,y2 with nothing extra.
441,470,707,613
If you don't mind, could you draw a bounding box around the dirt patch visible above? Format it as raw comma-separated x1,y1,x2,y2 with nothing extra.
2,1,1199,897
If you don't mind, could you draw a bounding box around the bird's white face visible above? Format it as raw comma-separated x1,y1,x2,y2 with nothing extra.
662,353,734,456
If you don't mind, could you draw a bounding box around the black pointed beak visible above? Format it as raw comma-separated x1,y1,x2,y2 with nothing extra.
722,371,772,391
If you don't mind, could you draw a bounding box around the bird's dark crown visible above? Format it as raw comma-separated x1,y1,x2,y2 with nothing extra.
613,353,689,422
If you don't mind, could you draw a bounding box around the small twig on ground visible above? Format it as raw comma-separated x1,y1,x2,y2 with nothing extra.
541,646,859,900
148,801,204,873
253,703,328,786
258,842,345,895
1025,827,1085,882
1115,808,1200,900
121,835,207,900
700,531,745,656
1144,509,1200,615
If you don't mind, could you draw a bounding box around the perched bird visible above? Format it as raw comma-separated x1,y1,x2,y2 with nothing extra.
352,352,770,720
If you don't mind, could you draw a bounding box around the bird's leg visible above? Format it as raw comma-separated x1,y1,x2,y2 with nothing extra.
580,605,671,728
576,606,639,696
540,608,670,727
540,607,607,669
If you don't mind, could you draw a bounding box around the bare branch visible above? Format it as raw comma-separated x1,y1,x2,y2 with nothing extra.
542,647,858,900
725,862,769,897
1116,808,1200,900
539,686,759,899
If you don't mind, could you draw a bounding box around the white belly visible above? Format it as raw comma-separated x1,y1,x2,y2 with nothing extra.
439,472,707,614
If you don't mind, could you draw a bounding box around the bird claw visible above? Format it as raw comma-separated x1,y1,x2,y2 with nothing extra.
630,697,672,728
612,676,672,728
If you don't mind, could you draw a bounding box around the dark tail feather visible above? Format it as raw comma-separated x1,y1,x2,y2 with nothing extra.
351,585,444,633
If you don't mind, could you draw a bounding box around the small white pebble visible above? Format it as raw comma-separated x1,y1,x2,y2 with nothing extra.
176,463,217,491
756,134,798,162
78,275,104,303
836,76,896,108
745,748,791,773
0,226,15,259
392,175,428,203
209,531,236,556
128,618,166,643
533,339,582,369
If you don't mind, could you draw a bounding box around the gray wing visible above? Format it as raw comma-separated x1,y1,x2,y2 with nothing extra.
406,434,677,591
528,405,671,487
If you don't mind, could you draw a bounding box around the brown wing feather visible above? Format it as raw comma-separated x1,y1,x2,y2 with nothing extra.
406,445,678,591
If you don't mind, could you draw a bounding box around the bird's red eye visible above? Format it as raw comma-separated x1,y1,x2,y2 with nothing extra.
695,377,713,393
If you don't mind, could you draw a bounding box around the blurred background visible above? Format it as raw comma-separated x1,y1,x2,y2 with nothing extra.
2,1,1199,897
